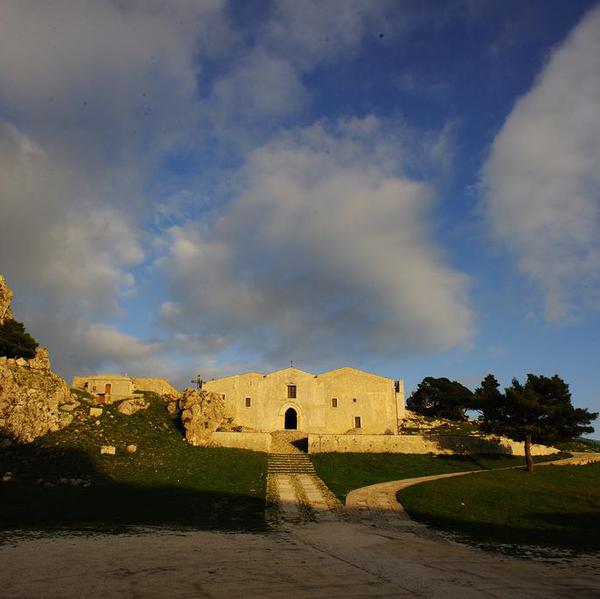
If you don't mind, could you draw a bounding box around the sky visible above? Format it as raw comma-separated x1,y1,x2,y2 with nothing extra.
0,0,599,418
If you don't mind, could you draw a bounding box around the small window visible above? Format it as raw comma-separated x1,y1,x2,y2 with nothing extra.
287,385,296,399
354,416,362,429
245,397,252,407
331,398,338,408
353,398,357,403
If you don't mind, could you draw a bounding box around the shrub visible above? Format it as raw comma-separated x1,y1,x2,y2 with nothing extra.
0,318,39,359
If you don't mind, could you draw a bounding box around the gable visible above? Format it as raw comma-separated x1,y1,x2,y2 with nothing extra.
318,366,392,382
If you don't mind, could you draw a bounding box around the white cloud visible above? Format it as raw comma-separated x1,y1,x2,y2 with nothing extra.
262,0,394,70
483,5,600,320
0,0,230,380
160,118,473,366
205,0,397,144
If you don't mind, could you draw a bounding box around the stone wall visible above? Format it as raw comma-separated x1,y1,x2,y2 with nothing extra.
211,432,271,452
308,433,559,456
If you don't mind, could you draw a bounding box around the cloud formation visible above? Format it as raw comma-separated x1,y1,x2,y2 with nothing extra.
160,118,473,367
483,4,600,320
0,0,230,376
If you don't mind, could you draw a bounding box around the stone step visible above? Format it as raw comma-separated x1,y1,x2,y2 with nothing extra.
268,457,313,462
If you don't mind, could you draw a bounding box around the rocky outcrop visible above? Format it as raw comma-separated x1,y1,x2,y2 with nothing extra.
178,387,226,446
0,274,74,443
0,349,74,443
117,397,150,416
0,274,14,325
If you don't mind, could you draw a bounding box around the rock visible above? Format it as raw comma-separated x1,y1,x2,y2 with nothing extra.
117,397,149,416
166,401,179,416
126,444,137,453
59,413,73,428
60,401,80,412
89,407,103,417
2,471,13,482
0,274,14,324
43,481,55,488
26,348,52,370
0,276,73,443
178,387,226,446
100,445,116,455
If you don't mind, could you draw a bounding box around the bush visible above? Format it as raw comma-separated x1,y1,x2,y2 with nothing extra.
0,318,39,359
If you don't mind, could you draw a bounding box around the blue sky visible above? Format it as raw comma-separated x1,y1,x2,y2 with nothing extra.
0,0,599,419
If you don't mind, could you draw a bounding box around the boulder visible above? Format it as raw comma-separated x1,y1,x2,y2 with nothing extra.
166,401,179,416
118,397,149,416
126,444,137,453
100,445,116,455
178,387,226,446
89,407,103,417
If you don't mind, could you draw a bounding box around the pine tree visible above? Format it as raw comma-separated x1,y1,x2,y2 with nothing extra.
0,319,39,360
475,373,597,472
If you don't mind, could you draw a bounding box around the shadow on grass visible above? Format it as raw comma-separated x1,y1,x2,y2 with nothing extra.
0,443,266,535
405,510,600,552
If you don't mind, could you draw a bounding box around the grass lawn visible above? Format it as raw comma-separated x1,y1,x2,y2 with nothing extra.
0,392,267,533
312,452,567,502
399,463,600,553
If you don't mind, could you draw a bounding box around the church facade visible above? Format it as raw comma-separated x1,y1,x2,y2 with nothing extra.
203,366,405,435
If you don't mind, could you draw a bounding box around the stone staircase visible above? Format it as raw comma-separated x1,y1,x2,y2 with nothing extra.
268,453,316,475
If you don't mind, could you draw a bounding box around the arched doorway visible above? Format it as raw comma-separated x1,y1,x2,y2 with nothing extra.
284,407,297,430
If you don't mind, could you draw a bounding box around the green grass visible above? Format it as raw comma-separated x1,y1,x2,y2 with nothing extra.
312,452,567,502
0,394,267,533
399,463,600,553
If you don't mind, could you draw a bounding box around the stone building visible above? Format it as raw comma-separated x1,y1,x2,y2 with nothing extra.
203,366,404,435
72,374,134,400
72,375,178,400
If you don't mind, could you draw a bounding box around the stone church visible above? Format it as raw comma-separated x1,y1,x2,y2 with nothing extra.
203,366,405,435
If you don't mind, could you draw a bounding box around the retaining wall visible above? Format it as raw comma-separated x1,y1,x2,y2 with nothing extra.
308,433,558,456
211,431,271,452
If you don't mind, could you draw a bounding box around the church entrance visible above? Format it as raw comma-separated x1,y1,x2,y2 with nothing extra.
284,407,297,430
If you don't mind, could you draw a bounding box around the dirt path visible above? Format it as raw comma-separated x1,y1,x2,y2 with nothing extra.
1,521,599,598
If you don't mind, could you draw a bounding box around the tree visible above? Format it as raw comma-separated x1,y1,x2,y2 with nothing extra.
0,318,39,359
475,373,597,473
407,377,474,421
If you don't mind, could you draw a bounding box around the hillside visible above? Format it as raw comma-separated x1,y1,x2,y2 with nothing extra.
0,391,267,534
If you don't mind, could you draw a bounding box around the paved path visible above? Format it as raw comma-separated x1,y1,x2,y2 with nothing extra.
267,432,342,524
345,452,600,524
